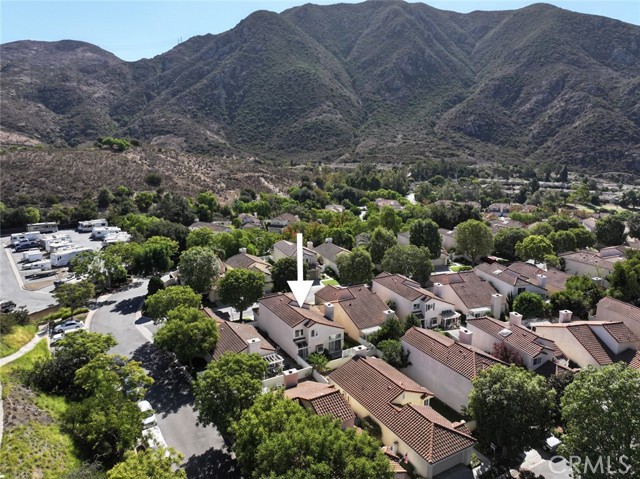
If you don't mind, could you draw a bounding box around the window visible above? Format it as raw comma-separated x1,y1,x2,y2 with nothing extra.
413,303,420,311
311,330,317,337
316,345,324,353
294,329,304,338
533,357,542,366
298,346,309,359
328,338,342,353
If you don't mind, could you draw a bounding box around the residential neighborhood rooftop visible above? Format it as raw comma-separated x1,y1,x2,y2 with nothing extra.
374,272,439,302
284,382,355,425
259,293,343,330
315,284,390,331
594,296,640,322
313,240,349,264
209,316,275,360
436,272,497,310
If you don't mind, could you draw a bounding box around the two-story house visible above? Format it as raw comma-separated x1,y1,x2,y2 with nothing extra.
466,313,567,372
328,356,476,479
315,284,395,342
225,250,272,292
474,262,549,298
559,250,617,282
590,296,640,339
284,381,356,429
372,273,460,329
402,327,504,413
272,239,320,280
266,213,299,233
255,293,344,361
432,272,501,318
313,238,349,276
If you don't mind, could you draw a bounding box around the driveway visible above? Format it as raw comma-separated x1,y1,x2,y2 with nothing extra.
90,280,238,478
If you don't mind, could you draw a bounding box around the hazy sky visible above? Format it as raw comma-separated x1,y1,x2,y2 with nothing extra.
2,1,639,61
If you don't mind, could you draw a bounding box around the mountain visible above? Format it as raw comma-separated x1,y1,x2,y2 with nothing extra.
2,1,639,172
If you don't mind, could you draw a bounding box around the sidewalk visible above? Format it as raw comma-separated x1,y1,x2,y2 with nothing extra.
0,330,48,368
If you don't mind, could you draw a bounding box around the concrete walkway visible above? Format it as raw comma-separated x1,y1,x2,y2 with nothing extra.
0,331,48,368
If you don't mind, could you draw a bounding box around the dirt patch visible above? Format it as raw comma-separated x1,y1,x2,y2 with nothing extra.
3,384,53,431
23,278,57,291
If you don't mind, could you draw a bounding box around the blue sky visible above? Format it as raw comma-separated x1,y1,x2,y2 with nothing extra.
2,1,639,61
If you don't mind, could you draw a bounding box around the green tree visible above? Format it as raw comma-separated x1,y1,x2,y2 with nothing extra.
71,250,128,291
327,228,355,250
368,226,397,264
193,352,268,437
53,280,95,312
409,219,442,259
515,235,554,263
178,246,219,295
74,354,153,401
154,307,219,364
528,222,554,237
377,339,409,368
594,215,626,246
569,227,595,249
561,364,640,479
512,292,544,319
217,269,265,321
134,191,155,212
150,192,196,226
547,230,577,254
97,188,115,209
381,245,433,285
468,365,554,463
627,212,640,239
559,165,568,183
379,206,402,233
232,391,393,479
493,227,530,260
607,250,640,302
186,227,217,250
271,257,306,293
369,316,404,346
107,448,185,479
455,219,494,263
307,352,329,373
23,331,117,396
145,286,201,321
134,236,179,275
335,248,374,285
147,275,165,296
549,289,590,320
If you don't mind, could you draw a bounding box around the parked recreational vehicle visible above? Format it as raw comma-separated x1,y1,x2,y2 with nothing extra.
102,232,131,246
26,222,58,233
51,246,92,267
40,234,72,252
22,259,52,271
11,232,42,246
22,250,44,262
78,219,108,232
49,241,76,253
91,226,121,239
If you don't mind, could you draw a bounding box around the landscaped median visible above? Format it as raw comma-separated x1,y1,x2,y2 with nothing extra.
0,340,82,478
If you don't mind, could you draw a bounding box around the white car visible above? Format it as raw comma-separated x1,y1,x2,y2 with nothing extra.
53,319,84,334
142,426,169,456
137,400,157,429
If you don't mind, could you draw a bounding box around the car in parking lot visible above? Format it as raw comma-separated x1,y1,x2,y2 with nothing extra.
1,300,16,312
15,241,41,252
52,319,84,334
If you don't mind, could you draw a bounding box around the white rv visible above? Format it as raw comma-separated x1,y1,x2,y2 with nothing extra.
102,232,131,246
11,231,42,246
91,226,121,239
78,219,108,232
22,259,52,271
50,246,92,267
22,250,44,262
26,222,58,233
40,234,72,252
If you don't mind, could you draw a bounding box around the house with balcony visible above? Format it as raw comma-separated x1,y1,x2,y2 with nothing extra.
372,273,460,329
328,356,476,479
466,313,567,372
254,293,344,361
402,327,505,412
431,272,501,318
314,284,395,342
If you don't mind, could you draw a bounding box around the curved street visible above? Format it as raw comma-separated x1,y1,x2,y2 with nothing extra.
89,279,238,478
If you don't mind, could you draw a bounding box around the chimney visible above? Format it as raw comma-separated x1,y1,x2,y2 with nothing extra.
353,345,368,357
491,293,504,319
324,302,335,320
509,311,523,326
383,309,395,320
591,276,603,287
246,338,261,355
433,282,444,298
239,247,247,254
559,310,573,323
284,368,298,388
307,241,314,250
325,237,333,243
536,274,547,289
458,327,473,345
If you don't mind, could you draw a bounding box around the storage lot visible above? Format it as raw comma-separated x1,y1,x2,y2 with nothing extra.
3,228,104,292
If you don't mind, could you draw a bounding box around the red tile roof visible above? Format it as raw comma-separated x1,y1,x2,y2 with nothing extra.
259,293,344,330
466,317,563,359
210,317,275,360
314,241,350,264
402,327,505,380
328,356,475,464
629,351,640,370
284,382,355,424
566,324,614,366
595,297,640,323
316,285,391,331
374,272,447,303
601,322,639,343
437,272,497,310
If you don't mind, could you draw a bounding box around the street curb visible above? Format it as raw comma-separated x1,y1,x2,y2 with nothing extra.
3,244,26,290
85,293,112,331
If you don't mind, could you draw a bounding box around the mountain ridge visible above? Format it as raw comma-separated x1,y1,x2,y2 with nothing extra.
1,1,639,172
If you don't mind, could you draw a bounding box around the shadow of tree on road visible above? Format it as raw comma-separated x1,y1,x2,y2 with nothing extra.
110,296,144,315
183,448,240,479
132,342,194,416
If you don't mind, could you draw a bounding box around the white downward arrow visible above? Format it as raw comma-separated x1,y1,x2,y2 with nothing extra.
287,233,314,307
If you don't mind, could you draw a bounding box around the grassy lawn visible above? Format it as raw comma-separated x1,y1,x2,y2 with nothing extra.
0,324,39,358
0,340,83,478
450,265,472,273
321,278,340,286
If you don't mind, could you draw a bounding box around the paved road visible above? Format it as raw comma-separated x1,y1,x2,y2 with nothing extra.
90,280,238,478
0,243,56,313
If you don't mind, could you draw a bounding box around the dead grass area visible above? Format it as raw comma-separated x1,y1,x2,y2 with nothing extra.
0,146,300,205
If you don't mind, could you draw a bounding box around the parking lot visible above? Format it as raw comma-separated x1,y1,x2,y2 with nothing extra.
1,229,104,311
